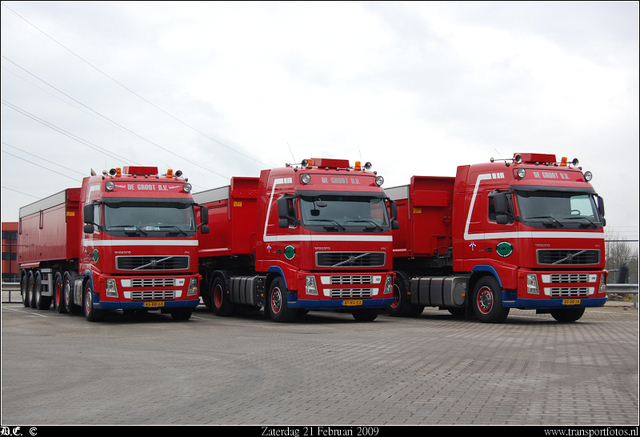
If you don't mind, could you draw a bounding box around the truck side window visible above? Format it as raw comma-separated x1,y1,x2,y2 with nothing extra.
93,204,101,233
488,191,512,223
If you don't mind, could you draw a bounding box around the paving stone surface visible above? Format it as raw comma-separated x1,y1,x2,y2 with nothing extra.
1,302,637,426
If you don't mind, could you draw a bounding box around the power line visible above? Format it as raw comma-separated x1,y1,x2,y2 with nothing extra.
2,56,230,179
2,3,270,168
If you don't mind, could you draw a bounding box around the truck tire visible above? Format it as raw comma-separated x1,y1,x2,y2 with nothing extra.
28,271,37,308
83,282,105,322
21,271,31,308
352,308,379,322
54,272,67,313
267,277,297,322
170,308,193,321
388,275,424,317
550,308,585,323
210,276,235,316
63,272,80,314
34,270,52,310
472,276,509,323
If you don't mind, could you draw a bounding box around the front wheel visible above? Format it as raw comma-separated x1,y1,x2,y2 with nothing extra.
472,276,509,323
352,308,379,322
83,282,105,322
550,308,585,323
170,308,193,321
267,277,297,322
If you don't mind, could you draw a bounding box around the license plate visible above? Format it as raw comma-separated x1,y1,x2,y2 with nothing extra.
562,299,581,305
144,302,164,308
343,300,363,306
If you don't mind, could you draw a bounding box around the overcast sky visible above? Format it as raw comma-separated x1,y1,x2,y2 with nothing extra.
1,2,638,241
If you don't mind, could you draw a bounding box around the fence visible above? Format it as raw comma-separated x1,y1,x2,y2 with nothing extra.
3,281,637,307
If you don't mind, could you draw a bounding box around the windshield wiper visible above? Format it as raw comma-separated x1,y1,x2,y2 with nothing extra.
526,216,564,228
346,220,383,232
107,225,148,235
308,219,346,231
157,225,188,236
563,216,598,228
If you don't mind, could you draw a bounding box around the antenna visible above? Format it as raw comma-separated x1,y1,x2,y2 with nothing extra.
287,142,296,164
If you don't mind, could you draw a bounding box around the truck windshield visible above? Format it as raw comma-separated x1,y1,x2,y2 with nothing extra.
299,194,391,233
103,201,196,237
514,190,603,229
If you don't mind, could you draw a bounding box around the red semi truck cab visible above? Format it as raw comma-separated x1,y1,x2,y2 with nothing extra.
18,166,208,322
388,153,607,323
195,158,396,322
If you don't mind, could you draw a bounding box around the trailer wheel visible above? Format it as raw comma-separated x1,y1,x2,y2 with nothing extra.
211,276,235,316
83,282,105,322
267,277,297,322
28,271,37,308
472,276,509,323
21,271,31,308
352,308,379,322
35,271,52,310
63,272,80,314
550,308,585,323
54,272,67,313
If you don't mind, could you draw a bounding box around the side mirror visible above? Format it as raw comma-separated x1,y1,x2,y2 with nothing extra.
389,199,399,229
83,204,94,224
277,196,289,219
201,225,209,234
200,205,209,225
278,218,290,228
83,224,94,234
496,214,509,225
597,196,605,218
493,193,509,214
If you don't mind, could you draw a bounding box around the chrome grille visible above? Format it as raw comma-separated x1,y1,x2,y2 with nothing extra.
116,256,189,271
329,288,375,298
130,290,176,300
316,252,385,268
537,250,600,266
329,275,373,285
546,287,590,298
547,274,590,283
131,278,176,287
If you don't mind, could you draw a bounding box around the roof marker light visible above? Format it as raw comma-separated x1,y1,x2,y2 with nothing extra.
584,171,593,182
375,175,384,186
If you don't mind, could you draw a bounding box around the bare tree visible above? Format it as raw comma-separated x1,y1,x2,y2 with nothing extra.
604,229,638,284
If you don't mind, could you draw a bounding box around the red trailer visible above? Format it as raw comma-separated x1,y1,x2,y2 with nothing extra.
194,158,397,322
386,153,607,322
18,166,209,322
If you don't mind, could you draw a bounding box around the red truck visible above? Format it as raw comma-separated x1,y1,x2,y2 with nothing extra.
18,165,209,322
193,158,397,322
386,153,608,323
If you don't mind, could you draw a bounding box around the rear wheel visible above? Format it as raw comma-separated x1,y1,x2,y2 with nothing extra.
63,272,80,314
54,272,67,313
387,274,424,317
472,276,509,323
21,271,31,307
550,308,585,323
267,277,297,322
35,271,52,310
211,276,234,316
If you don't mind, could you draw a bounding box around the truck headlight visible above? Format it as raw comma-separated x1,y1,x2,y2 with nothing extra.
106,278,118,298
527,274,539,295
305,275,318,295
188,277,198,296
384,276,393,295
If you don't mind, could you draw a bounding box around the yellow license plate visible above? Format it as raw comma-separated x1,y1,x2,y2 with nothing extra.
144,302,164,308
562,299,581,305
343,300,363,306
